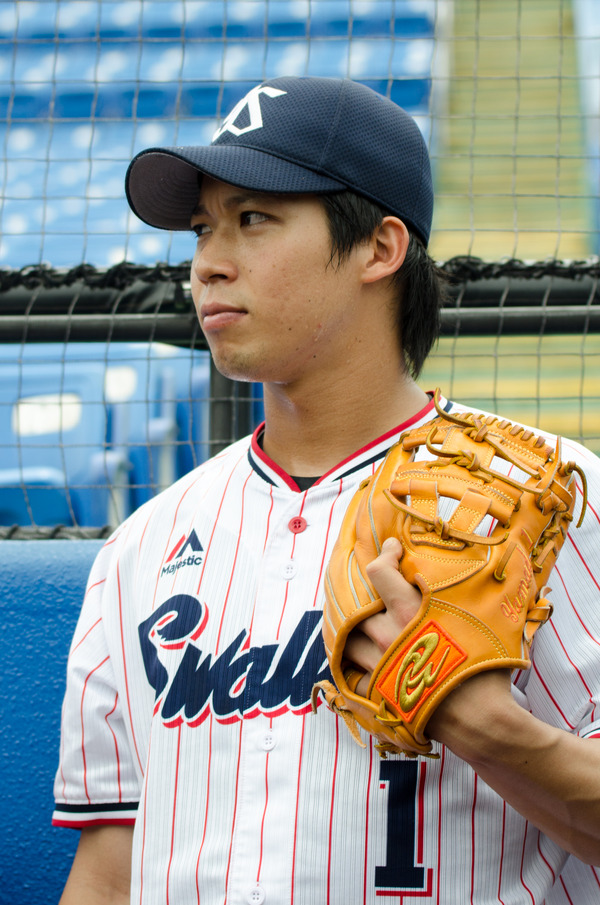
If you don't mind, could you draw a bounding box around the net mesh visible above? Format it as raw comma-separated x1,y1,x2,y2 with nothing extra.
0,0,599,531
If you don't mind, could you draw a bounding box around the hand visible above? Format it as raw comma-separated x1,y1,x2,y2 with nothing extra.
343,536,515,745
344,536,422,695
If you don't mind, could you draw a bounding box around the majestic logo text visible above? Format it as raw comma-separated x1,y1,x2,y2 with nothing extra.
161,530,204,576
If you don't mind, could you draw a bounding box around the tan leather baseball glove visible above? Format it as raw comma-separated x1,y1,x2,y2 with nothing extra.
312,391,587,758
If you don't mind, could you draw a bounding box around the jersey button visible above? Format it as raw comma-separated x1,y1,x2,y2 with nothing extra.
283,561,297,580
260,731,277,751
247,884,266,904
288,516,307,534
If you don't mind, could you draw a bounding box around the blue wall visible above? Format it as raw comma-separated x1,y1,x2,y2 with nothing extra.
0,540,104,904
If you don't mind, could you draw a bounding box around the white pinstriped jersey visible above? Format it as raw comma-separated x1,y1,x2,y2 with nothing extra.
54,394,600,904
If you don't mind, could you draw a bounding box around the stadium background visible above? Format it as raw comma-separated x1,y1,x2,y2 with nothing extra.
0,1,598,901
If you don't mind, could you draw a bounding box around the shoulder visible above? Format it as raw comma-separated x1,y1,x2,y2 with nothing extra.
446,397,599,473
143,432,253,511
92,434,255,571
444,398,599,566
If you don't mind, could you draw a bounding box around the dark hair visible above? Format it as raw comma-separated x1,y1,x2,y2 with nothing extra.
319,191,449,378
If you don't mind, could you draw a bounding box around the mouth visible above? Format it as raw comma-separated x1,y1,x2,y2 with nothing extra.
199,302,247,333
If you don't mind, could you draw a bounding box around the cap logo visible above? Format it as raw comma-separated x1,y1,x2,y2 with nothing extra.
212,86,287,142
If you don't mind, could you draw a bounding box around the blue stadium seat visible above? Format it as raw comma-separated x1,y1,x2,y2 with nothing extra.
96,342,211,508
0,343,213,526
0,467,74,527
0,346,131,526
0,0,438,269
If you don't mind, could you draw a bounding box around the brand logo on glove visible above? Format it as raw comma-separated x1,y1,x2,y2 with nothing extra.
376,622,467,721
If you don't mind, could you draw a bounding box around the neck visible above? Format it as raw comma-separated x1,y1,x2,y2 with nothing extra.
260,363,429,478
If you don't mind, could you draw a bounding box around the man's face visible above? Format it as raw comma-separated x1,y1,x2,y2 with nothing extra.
189,176,371,388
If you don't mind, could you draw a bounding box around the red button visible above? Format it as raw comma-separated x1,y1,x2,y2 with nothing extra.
288,516,307,534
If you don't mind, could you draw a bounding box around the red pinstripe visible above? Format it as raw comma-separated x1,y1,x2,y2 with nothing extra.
535,832,556,883
104,692,122,800
531,659,576,729
289,481,347,901
326,717,341,905
194,715,214,905
245,484,275,645
223,722,245,905
566,532,600,593
362,740,375,905
166,473,220,598
58,693,68,799
116,545,144,774
497,801,507,905
435,747,446,903
192,465,253,902
547,618,596,720
243,483,275,679
81,654,110,803
262,484,274,553
137,721,154,905
165,724,183,905
470,774,478,905
275,491,307,639
104,531,120,547
216,469,252,654
417,762,426,867
152,474,205,608
311,479,344,610
71,615,102,655
519,823,535,904
560,875,575,905
195,475,275,901
70,574,105,650
554,564,600,647
195,452,247,599
256,719,272,883
289,713,306,905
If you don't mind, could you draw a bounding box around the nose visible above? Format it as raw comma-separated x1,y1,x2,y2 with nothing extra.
191,232,238,285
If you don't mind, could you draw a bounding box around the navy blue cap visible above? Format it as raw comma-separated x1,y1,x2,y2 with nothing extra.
125,77,433,246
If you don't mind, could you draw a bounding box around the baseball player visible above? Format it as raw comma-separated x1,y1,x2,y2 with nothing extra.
54,77,600,904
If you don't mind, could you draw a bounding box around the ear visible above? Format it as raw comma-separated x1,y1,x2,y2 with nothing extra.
361,217,410,285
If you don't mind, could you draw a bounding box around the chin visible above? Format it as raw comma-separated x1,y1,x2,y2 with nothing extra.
210,352,266,384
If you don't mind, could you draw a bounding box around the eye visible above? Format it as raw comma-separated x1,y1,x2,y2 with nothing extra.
241,210,269,227
191,222,210,239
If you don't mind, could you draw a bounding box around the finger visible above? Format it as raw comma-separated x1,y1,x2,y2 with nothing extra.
365,537,422,628
345,627,381,674
353,672,371,698
344,538,423,684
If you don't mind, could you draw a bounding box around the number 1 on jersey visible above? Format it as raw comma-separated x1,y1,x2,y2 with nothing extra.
375,759,432,894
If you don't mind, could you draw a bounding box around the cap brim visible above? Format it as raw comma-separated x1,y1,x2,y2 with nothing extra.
125,146,345,231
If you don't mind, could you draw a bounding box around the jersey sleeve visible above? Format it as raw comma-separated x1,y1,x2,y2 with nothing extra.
53,531,141,828
516,441,600,742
